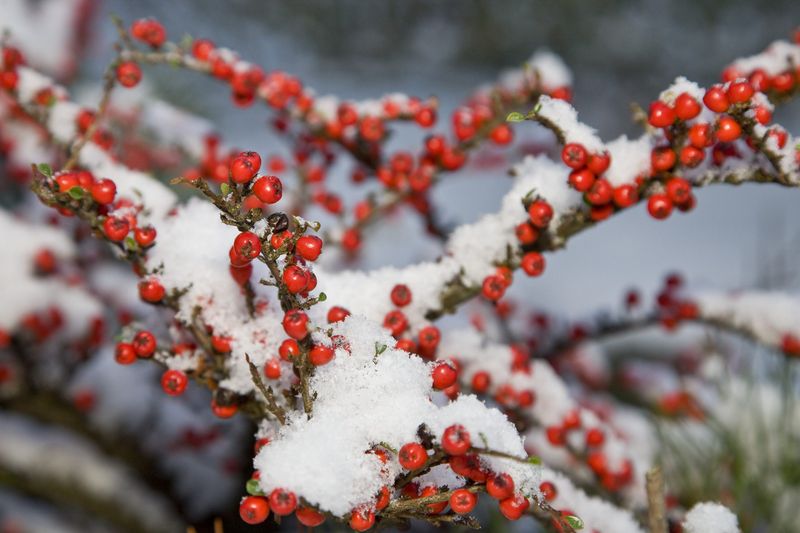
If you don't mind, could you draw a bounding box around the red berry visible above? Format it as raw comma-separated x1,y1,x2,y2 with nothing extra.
520,252,546,277
414,106,437,128
399,442,428,470
546,425,566,446
341,228,362,251
417,325,441,356
390,284,412,307
419,485,447,514
749,69,771,92
54,171,79,192
568,168,595,192
130,18,166,48
233,231,261,262
587,151,611,174
442,424,471,455
680,145,705,168
192,38,215,61
674,92,701,120
296,235,323,261
283,265,310,294
499,494,530,520
665,177,692,205
688,123,713,148
648,101,675,128
161,369,188,396
539,481,557,501
772,71,795,93
282,310,309,340
715,116,741,142
647,194,673,220
103,217,129,242
481,275,506,301
211,335,232,353
528,200,553,228
91,178,116,204
585,428,605,447
253,175,283,204
561,143,587,169
349,507,375,532
515,222,539,245
781,333,800,357
585,178,613,205
264,358,281,379
374,485,390,511
279,339,300,360
327,306,350,323
138,279,165,303
132,330,156,358
727,80,754,103
296,507,325,527
651,146,676,172
703,86,729,113
486,473,515,500
129,227,155,249
116,61,142,88
268,488,297,516
490,123,513,145
115,342,137,365
383,310,408,337
239,496,269,524
230,156,257,184
613,184,638,208
471,371,491,393
309,344,335,366
211,398,238,418
432,361,457,390
449,488,477,514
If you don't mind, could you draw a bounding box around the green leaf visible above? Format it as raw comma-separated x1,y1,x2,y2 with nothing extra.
506,111,526,123
317,292,327,302
37,163,53,178
527,455,541,465
533,102,543,114
375,343,387,355
124,236,138,251
67,187,85,199
565,515,584,530
220,182,230,196
245,478,264,496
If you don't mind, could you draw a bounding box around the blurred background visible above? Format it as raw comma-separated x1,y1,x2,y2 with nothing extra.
1,0,800,532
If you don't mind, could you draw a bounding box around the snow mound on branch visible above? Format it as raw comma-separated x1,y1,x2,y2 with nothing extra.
683,502,740,533
254,316,539,516
542,468,644,533
79,144,177,224
730,40,800,77
535,95,604,152
695,290,800,346
605,135,653,187
319,155,579,328
498,50,572,94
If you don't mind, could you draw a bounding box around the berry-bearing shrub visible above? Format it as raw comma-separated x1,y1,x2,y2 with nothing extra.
1,14,799,533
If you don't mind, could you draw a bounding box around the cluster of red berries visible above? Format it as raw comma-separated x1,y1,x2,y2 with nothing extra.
238,424,544,529
396,425,532,521
0,46,24,92
115,329,157,365
544,409,634,492
645,77,783,219
561,143,639,221
479,199,552,303
652,273,699,330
